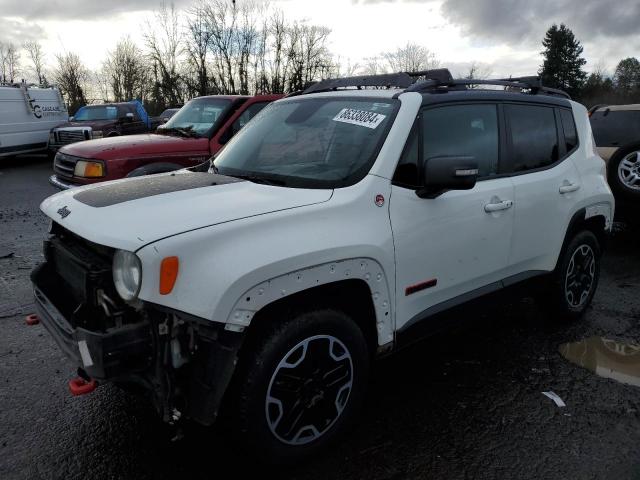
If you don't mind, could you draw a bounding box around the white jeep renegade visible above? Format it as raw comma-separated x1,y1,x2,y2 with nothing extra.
32,69,614,463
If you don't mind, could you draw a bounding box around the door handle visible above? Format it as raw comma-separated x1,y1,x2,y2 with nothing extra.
559,182,580,194
484,200,513,213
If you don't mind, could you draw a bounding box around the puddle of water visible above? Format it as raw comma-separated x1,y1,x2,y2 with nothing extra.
559,336,640,387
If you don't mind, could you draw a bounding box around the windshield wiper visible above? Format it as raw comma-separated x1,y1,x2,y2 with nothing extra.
156,126,199,138
227,173,287,186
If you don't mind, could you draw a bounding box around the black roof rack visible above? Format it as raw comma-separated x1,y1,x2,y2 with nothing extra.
302,69,454,94
300,68,570,99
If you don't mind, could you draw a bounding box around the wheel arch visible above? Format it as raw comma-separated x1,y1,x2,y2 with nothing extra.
557,207,609,269
226,259,394,354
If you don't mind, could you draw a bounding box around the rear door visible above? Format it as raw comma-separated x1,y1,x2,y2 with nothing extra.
504,103,582,273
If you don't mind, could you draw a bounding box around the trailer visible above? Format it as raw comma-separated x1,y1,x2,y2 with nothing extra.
0,83,68,157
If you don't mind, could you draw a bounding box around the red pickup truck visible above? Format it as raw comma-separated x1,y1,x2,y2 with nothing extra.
49,94,282,189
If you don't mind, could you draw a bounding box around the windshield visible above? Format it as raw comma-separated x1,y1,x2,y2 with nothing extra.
213,97,398,188
160,98,231,137
74,105,118,121
160,108,178,118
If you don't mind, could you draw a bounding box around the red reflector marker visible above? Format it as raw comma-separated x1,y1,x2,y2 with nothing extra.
68,377,97,396
25,314,40,326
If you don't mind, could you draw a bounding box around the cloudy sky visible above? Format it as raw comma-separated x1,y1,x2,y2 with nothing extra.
2,0,640,79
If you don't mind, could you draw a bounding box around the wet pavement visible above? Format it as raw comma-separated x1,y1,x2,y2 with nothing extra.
1,155,640,480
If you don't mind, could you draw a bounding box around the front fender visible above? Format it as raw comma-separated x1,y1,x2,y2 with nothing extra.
135,175,396,346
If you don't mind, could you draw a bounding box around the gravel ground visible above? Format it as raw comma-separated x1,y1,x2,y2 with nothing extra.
1,155,639,480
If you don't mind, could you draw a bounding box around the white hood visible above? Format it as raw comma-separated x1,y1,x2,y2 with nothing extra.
41,172,333,251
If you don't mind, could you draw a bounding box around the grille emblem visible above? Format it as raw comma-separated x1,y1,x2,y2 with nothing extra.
57,206,71,219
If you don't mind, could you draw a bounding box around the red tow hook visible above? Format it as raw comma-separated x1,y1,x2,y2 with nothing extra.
25,314,40,326
68,377,98,396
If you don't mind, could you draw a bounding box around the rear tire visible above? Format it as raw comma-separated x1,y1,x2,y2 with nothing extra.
609,147,640,201
230,308,369,464
545,230,601,320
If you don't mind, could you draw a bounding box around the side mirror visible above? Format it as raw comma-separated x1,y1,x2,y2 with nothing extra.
417,156,478,199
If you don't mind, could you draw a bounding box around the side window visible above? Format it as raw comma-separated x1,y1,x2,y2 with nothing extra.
232,102,269,135
559,109,578,153
422,104,499,178
590,110,640,147
505,105,559,172
392,123,419,187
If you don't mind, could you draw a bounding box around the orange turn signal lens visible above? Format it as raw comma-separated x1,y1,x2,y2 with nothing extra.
73,160,105,178
159,256,179,295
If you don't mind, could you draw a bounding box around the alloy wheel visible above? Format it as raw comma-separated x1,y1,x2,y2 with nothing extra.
564,244,596,308
618,151,640,191
265,335,353,445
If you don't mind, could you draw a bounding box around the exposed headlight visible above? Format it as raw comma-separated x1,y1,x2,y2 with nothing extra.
92,130,103,139
112,250,142,301
49,132,55,143
74,160,105,178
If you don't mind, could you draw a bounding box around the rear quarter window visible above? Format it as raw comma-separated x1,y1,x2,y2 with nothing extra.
505,104,559,172
590,110,640,147
559,109,578,154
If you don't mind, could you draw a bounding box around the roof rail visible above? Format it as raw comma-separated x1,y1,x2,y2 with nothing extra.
302,69,453,94
299,68,570,99
405,75,570,99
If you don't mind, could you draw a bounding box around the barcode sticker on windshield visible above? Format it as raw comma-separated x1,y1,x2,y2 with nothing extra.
333,108,386,129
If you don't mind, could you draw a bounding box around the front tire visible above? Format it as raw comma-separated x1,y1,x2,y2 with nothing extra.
230,309,369,464
547,230,601,320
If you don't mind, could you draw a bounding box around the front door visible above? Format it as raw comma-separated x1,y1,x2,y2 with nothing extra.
390,103,515,332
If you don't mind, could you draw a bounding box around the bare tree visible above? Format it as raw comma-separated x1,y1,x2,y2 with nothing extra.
0,43,21,82
268,11,287,93
236,2,260,95
360,56,384,76
53,52,89,113
104,37,149,102
203,0,238,94
382,42,439,72
144,2,184,108
463,62,492,81
184,0,213,96
0,43,7,82
23,41,46,84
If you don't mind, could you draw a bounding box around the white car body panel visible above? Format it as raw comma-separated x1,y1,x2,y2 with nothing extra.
390,176,515,330
40,177,333,252
136,174,397,345
0,85,67,157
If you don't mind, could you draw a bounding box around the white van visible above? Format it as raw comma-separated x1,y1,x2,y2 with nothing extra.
0,83,68,157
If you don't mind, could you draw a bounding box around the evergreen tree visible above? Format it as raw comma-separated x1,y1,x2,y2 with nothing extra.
539,24,587,98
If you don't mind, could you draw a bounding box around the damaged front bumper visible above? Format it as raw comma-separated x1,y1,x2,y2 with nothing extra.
33,265,152,381
31,235,244,426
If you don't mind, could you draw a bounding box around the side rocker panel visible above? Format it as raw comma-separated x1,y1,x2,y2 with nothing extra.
226,258,394,347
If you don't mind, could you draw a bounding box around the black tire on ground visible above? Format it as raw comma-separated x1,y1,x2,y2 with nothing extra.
229,308,369,464
608,147,640,202
545,230,601,321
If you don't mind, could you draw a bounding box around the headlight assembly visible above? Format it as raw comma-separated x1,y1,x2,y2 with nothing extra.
92,130,103,139
74,160,105,178
112,250,142,301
